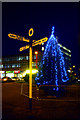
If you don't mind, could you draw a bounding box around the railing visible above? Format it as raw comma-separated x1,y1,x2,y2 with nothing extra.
21,83,80,101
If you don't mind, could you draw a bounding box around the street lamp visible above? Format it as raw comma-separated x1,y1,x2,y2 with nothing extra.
35,51,38,68
73,65,75,68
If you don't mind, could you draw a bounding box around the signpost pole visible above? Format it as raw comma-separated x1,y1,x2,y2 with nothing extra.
29,46,32,109
29,39,32,110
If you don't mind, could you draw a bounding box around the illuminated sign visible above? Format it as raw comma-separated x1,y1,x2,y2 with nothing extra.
19,37,48,51
32,37,48,46
19,45,29,51
28,28,34,37
6,71,14,73
8,33,29,42
14,70,20,74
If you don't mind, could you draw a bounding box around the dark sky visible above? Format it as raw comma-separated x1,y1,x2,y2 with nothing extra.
2,2,79,67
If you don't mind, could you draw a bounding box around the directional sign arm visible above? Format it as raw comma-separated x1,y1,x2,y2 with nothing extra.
32,37,48,47
19,37,48,51
19,45,29,51
8,33,29,42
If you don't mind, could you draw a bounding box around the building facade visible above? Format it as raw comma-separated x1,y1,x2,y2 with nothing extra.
0,52,42,78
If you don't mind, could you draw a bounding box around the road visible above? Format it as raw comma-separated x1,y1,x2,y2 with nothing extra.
2,82,80,120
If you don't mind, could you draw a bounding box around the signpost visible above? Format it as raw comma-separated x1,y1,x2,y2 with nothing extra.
8,27,48,109
8,33,29,42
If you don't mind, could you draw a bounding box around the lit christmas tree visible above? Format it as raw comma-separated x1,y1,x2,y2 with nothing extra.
35,26,69,90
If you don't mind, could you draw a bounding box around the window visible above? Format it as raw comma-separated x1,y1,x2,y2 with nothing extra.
19,56,24,60
12,64,16,68
0,65,3,68
18,64,20,67
16,57,19,61
0,58,2,62
42,42,44,45
42,47,44,51
4,58,7,61
7,65,10,68
26,56,28,60
32,62,36,66
34,55,36,59
17,64,19,67
4,65,7,68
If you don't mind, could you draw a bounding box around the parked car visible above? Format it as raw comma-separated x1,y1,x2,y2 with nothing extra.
2,77,13,82
12,77,20,81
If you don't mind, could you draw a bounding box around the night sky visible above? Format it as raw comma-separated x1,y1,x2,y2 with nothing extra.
2,2,79,67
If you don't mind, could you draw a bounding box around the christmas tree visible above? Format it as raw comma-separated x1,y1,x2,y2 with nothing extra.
35,26,69,90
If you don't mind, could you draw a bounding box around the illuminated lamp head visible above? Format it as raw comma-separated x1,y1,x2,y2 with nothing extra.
35,51,38,55
73,65,75,68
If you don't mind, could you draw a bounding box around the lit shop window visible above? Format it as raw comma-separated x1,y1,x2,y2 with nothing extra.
42,47,44,51
26,56,28,60
32,62,36,66
34,55,36,59
0,58,2,62
19,56,24,60
37,62,39,65
17,64,19,67
0,65,3,68
7,65,10,68
42,42,44,45
12,64,16,68
18,64,20,67
16,57,19,61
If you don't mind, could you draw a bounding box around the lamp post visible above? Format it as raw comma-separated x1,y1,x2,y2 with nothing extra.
35,51,38,68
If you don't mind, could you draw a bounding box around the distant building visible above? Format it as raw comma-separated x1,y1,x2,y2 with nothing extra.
58,43,71,69
0,52,42,78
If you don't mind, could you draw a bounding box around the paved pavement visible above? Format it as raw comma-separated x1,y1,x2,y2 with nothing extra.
2,82,80,120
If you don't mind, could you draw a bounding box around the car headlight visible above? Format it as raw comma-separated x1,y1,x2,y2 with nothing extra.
3,78,7,81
